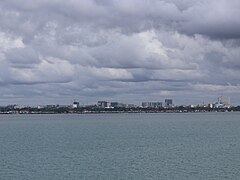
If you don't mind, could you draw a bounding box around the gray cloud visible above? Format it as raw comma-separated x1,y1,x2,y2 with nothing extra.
6,47,40,68
0,0,240,105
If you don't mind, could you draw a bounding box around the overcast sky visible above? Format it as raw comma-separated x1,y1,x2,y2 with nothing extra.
0,0,240,106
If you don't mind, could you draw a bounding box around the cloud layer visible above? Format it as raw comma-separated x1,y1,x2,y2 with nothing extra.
0,0,240,105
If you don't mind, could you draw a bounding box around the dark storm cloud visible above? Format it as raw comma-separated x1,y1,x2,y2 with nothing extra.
0,0,240,105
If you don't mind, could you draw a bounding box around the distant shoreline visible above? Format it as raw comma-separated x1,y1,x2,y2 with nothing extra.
0,110,239,115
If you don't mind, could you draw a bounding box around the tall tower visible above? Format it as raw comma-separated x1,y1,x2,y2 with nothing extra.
165,99,173,107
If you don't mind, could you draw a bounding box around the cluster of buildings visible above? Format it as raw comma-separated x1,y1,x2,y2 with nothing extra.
141,99,173,108
91,99,173,109
97,101,136,108
71,97,231,109
0,96,233,114
71,99,174,109
208,96,231,109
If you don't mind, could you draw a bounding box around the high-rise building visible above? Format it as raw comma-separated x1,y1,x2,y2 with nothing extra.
165,99,173,107
153,102,163,108
72,101,79,109
142,102,162,108
110,102,119,108
110,102,127,108
97,101,109,108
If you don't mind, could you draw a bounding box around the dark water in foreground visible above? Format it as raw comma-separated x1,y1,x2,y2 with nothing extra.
0,113,240,180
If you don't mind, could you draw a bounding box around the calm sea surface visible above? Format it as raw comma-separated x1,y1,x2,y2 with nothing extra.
0,113,240,180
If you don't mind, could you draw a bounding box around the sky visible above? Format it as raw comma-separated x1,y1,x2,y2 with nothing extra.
0,0,240,106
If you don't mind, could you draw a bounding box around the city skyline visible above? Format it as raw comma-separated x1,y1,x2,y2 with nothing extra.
0,97,237,115
0,1,240,105
0,96,233,108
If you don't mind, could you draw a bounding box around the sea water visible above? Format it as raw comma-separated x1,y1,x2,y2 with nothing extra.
0,113,240,180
